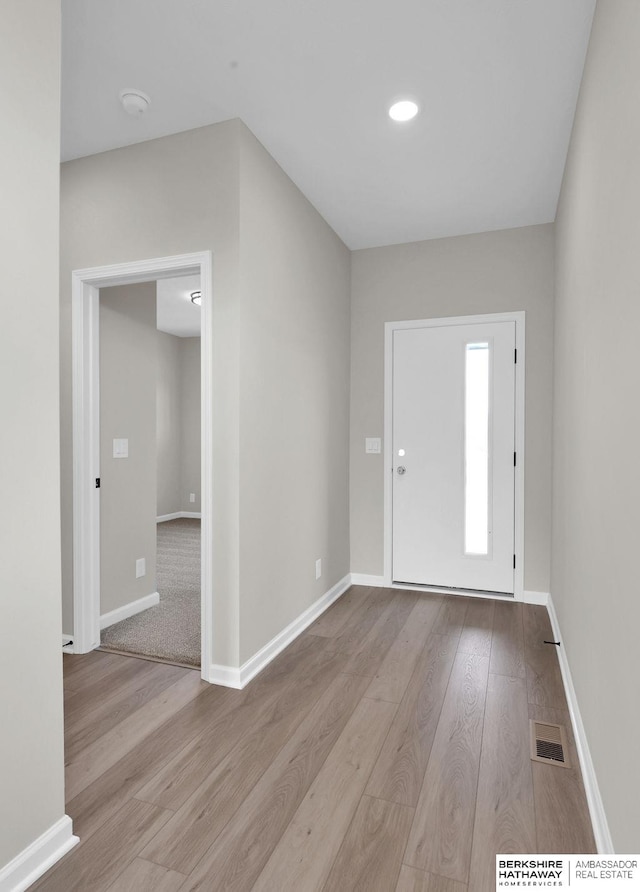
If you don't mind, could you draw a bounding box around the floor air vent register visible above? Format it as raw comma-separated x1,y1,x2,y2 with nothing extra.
529,720,570,768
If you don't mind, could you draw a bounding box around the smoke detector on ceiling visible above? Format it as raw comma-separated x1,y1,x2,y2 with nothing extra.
119,88,151,116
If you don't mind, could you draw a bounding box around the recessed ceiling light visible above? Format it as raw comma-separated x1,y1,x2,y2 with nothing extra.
389,100,419,122
190,291,202,306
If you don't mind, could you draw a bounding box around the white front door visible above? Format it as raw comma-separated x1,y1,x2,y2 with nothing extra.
392,319,516,593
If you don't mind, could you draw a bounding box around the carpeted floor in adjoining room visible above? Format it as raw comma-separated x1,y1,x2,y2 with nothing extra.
100,518,201,667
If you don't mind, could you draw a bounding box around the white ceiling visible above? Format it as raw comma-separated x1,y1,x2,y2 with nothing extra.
157,275,201,338
61,0,595,250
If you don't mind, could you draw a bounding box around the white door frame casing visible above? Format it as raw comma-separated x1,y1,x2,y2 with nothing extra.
383,311,526,600
71,251,214,680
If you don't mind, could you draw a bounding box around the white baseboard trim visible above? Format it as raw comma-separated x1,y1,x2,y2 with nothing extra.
207,573,352,689
523,590,550,606
350,573,385,587
0,815,78,892
100,592,159,630
156,511,202,523
547,595,614,854
206,663,243,689
350,576,549,607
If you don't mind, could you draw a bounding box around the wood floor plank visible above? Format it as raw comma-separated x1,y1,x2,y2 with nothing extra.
329,588,400,654
62,650,136,692
307,585,371,637
63,649,116,675
66,636,327,841
66,684,234,841
140,652,349,873
396,865,467,892
431,596,470,640
489,602,525,678
467,675,536,892
366,633,457,806
65,661,187,761
247,626,324,680
523,605,565,707
178,672,371,892
55,590,597,892
344,591,419,677
322,795,414,892
135,636,339,811
532,761,596,853
64,654,167,722
251,701,398,892
404,652,489,883
105,858,186,892
65,671,206,800
64,687,80,708
366,595,442,703
458,598,495,658
31,799,173,892
529,703,596,853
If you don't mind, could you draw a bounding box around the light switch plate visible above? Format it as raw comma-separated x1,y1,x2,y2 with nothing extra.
365,437,382,454
136,558,146,578
113,438,129,458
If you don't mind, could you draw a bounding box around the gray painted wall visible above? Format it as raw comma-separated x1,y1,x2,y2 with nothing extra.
238,125,351,662
157,331,182,517
61,120,350,668
180,337,202,513
100,284,158,616
0,0,66,871
553,0,640,851
157,333,201,516
350,224,555,594
60,121,241,665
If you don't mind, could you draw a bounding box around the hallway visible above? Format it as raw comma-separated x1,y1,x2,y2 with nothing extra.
34,587,594,891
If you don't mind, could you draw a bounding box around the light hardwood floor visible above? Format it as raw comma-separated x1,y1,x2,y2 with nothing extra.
34,587,595,891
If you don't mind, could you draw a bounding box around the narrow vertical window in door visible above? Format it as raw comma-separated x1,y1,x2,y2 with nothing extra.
464,342,490,556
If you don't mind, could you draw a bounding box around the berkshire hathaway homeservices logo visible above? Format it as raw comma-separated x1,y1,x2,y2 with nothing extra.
496,856,639,888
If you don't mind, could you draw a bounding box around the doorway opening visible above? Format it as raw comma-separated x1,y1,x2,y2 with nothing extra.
383,311,525,600
70,252,213,681
98,275,202,668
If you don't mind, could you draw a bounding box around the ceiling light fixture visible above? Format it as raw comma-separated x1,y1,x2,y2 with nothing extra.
190,291,202,306
388,100,419,122
119,88,151,116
